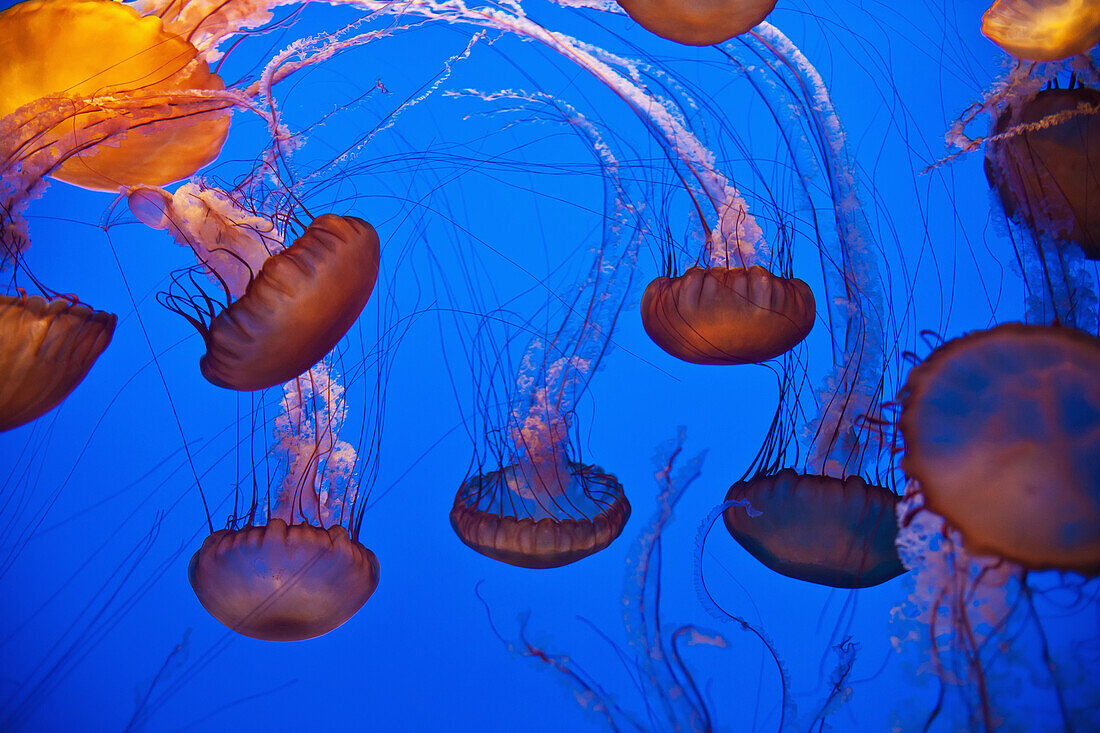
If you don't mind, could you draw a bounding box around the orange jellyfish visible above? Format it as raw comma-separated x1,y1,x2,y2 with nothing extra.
899,323,1100,575
189,362,380,641
615,0,777,46
641,265,815,365
128,184,381,391
985,84,1100,260
0,0,230,191
981,0,1100,61
0,294,115,431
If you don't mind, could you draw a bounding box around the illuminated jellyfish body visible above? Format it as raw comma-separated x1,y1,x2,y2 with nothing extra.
0,294,115,431
128,183,381,391
189,362,380,641
982,0,1100,61
614,0,777,46
704,24,907,588
0,0,229,191
985,85,1100,261
899,323,1100,574
641,265,815,364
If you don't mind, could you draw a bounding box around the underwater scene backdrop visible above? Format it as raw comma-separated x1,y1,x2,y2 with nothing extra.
1,0,1098,730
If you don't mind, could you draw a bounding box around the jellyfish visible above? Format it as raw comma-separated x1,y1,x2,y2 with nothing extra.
448,95,635,569
679,24,912,589
982,0,1100,61
985,84,1100,261
189,360,381,641
128,183,381,391
0,293,115,431
0,0,230,192
898,323,1100,574
614,0,777,47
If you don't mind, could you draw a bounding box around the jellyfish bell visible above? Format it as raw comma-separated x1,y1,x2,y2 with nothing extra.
0,293,116,432
723,469,905,588
0,0,230,190
615,0,777,46
188,518,380,642
984,85,1100,260
451,460,630,569
640,265,815,365
981,0,1100,61
899,323,1100,575
128,185,381,391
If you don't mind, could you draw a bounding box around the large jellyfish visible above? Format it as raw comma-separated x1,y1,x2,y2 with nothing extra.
128,182,381,391
189,360,380,641
899,323,1100,574
708,24,907,589
0,0,230,191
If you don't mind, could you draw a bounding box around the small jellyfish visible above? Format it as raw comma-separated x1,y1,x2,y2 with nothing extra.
0,0,230,190
615,0,777,46
0,294,115,431
189,362,380,641
129,184,380,391
985,85,1100,260
899,323,1100,575
982,0,1100,61
723,470,905,588
640,265,815,365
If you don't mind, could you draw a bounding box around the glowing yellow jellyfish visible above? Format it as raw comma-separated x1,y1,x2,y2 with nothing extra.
982,0,1100,61
0,0,229,190
615,0,777,46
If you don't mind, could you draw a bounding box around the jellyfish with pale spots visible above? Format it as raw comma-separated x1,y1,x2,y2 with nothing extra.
188,361,380,641
128,183,380,391
982,0,1100,61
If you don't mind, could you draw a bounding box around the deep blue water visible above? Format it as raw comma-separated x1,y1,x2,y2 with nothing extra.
1,1,1097,731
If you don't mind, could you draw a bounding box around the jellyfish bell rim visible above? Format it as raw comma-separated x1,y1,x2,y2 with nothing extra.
188,518,380,642
722,468,907,588
450,462,631,569
640,265,815,365
899,322,1100,576
0,294,116,432
198,214,381,392
615,0,778,46
980,0,1100,62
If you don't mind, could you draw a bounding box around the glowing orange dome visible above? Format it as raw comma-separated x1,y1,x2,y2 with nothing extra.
615,0,777,46
0,0,229,190
900,324,1100,575
641,266,815,365
0,294,115,431
189,519,380,641
982,0,1100,61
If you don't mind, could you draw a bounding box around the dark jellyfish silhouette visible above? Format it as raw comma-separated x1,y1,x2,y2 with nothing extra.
451,461,630,569
0,0,229,191
189,518,380,642
0,294,115,431
615,0,777,46
900,323,1100,575
985,86,1100,260
640,265,815,365
197,215,381,391
981,0,1100,61
723,469,905,588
